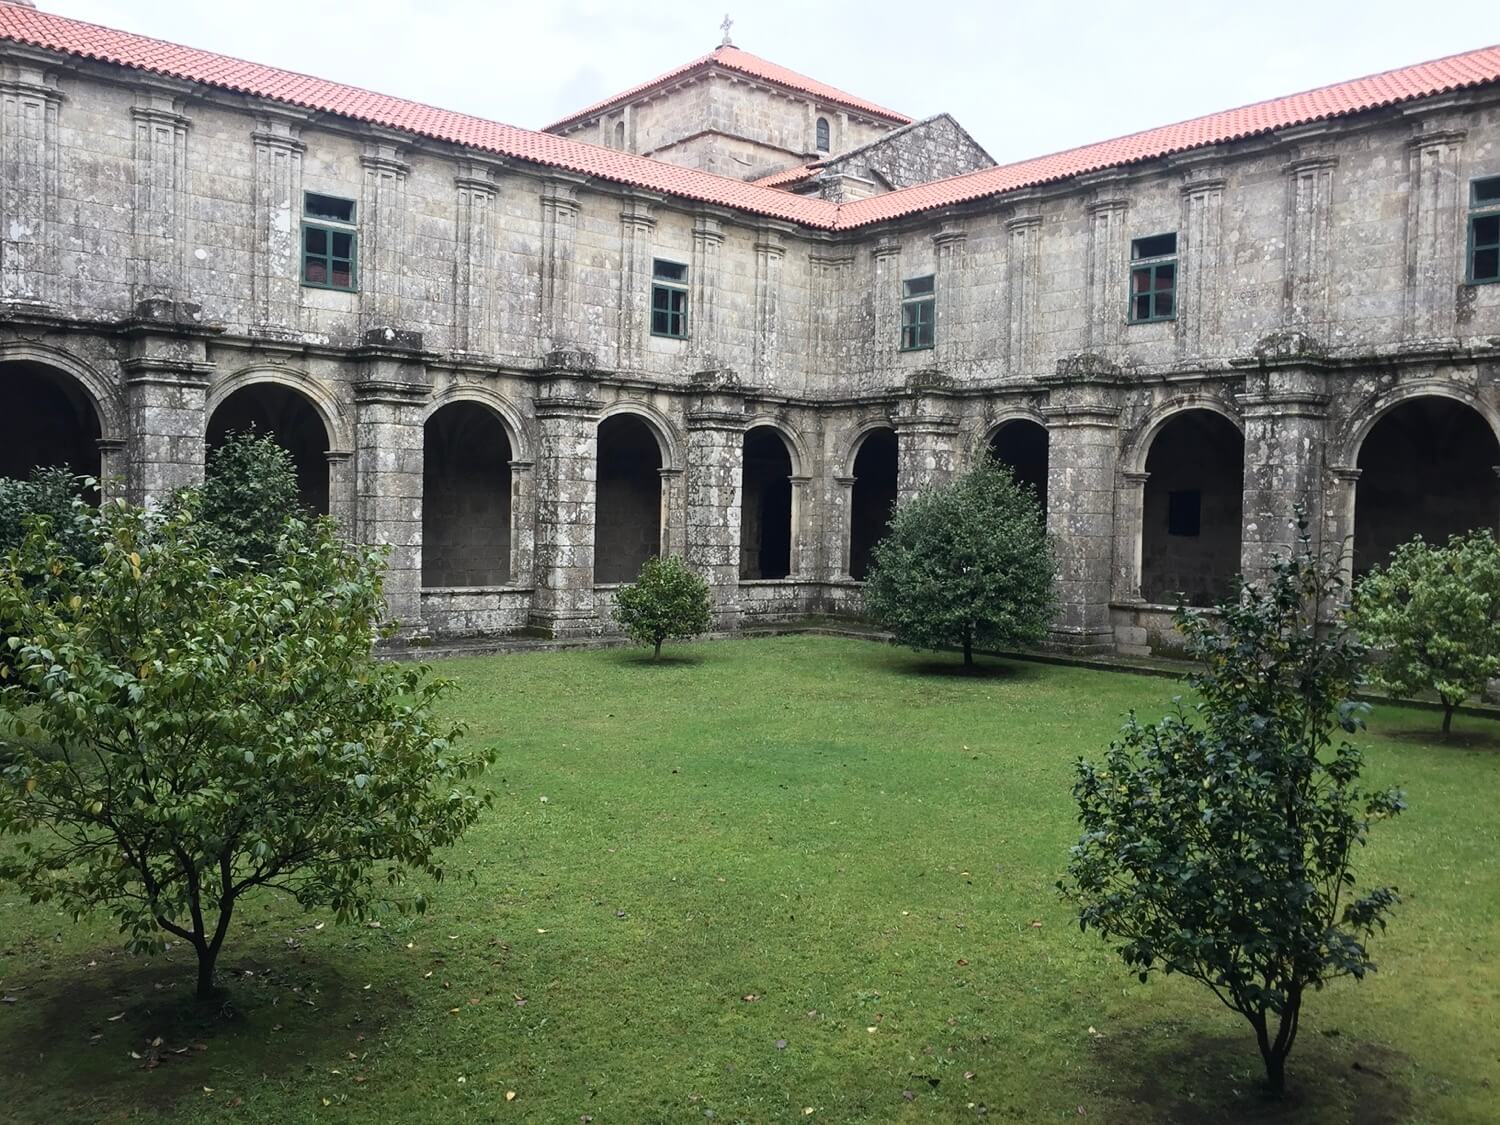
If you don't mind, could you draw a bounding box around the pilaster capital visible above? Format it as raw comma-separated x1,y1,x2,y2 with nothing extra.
360,143,410,179
353,379,430,407
931,222,967,249
1004,212,1042,233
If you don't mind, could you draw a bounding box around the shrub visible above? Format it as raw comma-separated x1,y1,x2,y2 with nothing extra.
196,429,306,567
0,466,97,565
864,458,1055,666
613,555,713,659
1061,516,1405,1096
0,495,494,999
1356,530,1500,737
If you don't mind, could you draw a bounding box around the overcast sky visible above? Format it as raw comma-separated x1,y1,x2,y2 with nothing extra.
39,0,1500,167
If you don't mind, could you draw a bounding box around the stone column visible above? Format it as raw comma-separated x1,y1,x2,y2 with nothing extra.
528,358,600,636
892,385,961,506
1236,354,1331,584
508,458,536,587
1114,470,1150,604
685,373,748,627
250,111,306,332
325,450,355,533
352,330,431,633
1039,355,1127,653
0,61,62,305
95,438,128,506
660,467,687,560
788,475,812,578
130,87,192,305
832,475,857,579
120,301,217,507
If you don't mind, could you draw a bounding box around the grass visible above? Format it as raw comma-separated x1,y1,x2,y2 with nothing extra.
0,634,1497,1124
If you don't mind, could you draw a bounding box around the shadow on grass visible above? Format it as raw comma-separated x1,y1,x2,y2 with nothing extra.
1380,724,1500,752
0,943,408,1121
608,649,708,668
1090,1022,1412,1125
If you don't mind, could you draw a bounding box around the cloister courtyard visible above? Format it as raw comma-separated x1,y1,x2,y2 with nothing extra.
0,635,1494,1124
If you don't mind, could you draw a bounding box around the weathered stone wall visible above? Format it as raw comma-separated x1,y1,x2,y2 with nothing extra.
808,114,993,197
3,42,1500,652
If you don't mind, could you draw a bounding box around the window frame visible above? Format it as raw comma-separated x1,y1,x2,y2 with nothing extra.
900,274,936,352
815,116,831,153
650,258,690,340
1128,232,1178,324
1467,176,1500,286
301,192,358,293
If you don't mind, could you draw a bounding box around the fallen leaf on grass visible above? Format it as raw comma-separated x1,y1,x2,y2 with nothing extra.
741,993,759,1002
505,1090,517,1102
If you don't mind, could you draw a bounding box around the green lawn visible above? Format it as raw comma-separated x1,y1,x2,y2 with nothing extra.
1,635,1497,1124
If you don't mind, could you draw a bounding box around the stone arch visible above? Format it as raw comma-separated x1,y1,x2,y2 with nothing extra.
424,384,531,462
206,371,340,515
0,351,110,484
1349,391,1500,574
1339,382,1500,469
984,415,1050,514
744,415,808,477
595,411,666,584
1123,395,1242,475
0,342,125,444
741,425,796,580
597,400,682,470
422,399,514,587
849,425,899,581
1139,407,1245,606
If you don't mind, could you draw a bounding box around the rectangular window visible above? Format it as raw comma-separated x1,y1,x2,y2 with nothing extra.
1167,489,1201,537
651,259,688,338
301,192,357,291
1469,176,1500,285
901,274,935,350
1129,232,1177,323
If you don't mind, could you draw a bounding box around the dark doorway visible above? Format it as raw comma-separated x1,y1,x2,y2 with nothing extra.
1141,410,1244,606
423,402,512,586
741,426,794,580
850,427,898,581
595,414,663,584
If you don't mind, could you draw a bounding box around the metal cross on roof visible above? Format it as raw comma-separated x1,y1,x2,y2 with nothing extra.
719,14,734,47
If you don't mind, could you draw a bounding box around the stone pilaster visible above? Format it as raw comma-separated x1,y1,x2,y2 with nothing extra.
892,382,961,506
1404,128,1466,342
1235,339,1332,582
453,159,500,354
871,237,901,379
932,223,967,366
0,61,62,305
691,212,726,362
528,354,600,636
788,475,813,578
1006,213,1041,376
360,142,410,331
1040,354,1127,653
119,300,218,507
249,112,306,331
1085,198,1128,352
508,458,536,587
1283,156,1337,336
752,229,787,384
352,329,430,632
1179,176,1225,357
616,194,657,369
810,251,854,391
685,371,748,626
130,88,192,304
538,178,582,347
832,474,857,579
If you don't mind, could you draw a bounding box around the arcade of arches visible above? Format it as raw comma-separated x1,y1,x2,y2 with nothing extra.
595,414,663,584
207,383,331,515
987,419,1048,514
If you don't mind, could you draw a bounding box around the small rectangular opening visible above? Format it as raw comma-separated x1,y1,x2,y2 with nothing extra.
902,274,935,298
1131,232,1176,260
653,259,688,284
304,192,355,224
1473,176,1500,206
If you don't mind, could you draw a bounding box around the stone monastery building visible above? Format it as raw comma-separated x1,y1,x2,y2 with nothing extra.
2,0,1499,653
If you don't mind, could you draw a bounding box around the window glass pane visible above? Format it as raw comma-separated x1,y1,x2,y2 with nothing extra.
330,230,353,257
1475,214,1500,246
652,308,670,334
305,259,328,284
305,226,328,254
653,259,687,283
1131,232,1176,260
1155,262,1176,290
1475,247,1500,281
1156,290,1175,317
1134,293,1151,321
903,275,935,297
305,192,354,223
331,263,352,288
1131,267,1151,294
1474,177,1500,205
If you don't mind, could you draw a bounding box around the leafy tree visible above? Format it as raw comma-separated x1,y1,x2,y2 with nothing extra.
863,457,1055,667
1061,517,1405,1097
0,466,97,565
0,496,493,1000
196,429,305,567
612,555,713,659
1356,530,1500,737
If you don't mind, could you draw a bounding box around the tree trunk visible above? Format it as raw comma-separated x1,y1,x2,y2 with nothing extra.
195,941,220,1000
1252,990,1301,1098
653,638,663,660
963,629,973,667
1441,699,1455,738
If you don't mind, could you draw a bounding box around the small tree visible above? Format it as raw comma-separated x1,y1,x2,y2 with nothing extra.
863,458,1055,666
196,429,305,567
1356,530,1500,737
613,555,713,659
1061,517,1405,1097
0,496,493,1000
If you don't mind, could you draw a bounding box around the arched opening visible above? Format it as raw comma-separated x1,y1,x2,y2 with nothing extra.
1354,396,1500,574
595,414,663,584
987,418,1049,515
207,383,331,514
1141,409,1244,606
849,427,898,581
614,120,625,148
741,426,794,580
422,402,512,587
0,361,102,481
815,117,831,153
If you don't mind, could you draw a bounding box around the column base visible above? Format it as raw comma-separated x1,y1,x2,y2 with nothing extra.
1044,625,1118,656
526,610,600,639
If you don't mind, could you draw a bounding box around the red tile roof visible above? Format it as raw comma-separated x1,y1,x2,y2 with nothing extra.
543,45,912,132
0,7,1497,233
750,162,823,189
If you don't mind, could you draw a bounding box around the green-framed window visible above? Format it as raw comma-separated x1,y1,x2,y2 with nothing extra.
651,259,688,338
1469,176,1500,285
901,274,935,350
301,192,357,291
1129,232,1177,323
